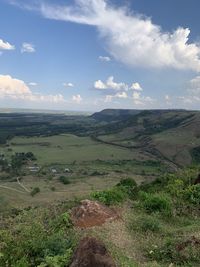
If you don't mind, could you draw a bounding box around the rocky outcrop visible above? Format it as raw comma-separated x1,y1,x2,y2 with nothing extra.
70,237,116,267
71,200,119,228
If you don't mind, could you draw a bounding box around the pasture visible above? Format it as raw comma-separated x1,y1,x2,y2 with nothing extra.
5,134,141,165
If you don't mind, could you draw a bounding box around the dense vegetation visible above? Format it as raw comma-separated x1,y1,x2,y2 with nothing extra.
1,167,200,266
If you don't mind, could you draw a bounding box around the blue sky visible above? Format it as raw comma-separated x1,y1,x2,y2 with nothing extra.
0,0,200,111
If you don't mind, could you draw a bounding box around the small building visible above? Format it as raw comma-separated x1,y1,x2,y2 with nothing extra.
64,168,70,173
27,166,40,172
51,168,57,174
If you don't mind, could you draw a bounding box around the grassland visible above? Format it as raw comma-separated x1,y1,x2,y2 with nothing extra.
0,134,166,209
6,134,141,164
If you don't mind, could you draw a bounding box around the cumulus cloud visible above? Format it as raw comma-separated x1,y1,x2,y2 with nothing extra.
21,42,35,53
94,76,128,90
63,82,74,88
0,39,15,51
132,91,154,105
72,94,82,103
99,56,111,62
115,91,127,98
0,75,65,103
38,0,200,71
130,82,143,91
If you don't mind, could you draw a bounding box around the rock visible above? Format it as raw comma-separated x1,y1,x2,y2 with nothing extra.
71,199,119,228
70,237,116,267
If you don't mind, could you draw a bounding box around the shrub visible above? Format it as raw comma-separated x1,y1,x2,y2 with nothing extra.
117,178,138,198
0,210,76,267
91,187,127,206
59,176,70,185
183,184,200,205
167,179,184,197
139,192,172,215
117,178,137,188
30,187,40,197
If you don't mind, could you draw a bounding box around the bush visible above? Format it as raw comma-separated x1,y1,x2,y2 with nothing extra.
117,178,137,188
91,187,127,206
139,192,172,215
183,184,200,204
0,210,76,267
59,176,70,185
30,187,40,197
117,178,138,198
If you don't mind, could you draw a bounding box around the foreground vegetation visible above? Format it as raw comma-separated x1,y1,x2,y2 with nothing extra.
1,166,200,266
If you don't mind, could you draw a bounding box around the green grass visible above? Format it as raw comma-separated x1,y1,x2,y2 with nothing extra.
4,134,140,165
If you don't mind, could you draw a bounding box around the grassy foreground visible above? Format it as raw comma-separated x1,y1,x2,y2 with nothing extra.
1,166,200,266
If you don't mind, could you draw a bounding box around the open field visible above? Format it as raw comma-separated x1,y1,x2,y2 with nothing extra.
4,134,143,165
0,134,165,208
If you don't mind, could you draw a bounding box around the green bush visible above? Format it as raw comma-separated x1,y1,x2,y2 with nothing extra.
183,184,200,204
91,187,127,206
59,176,70,185
117,178,138,199
117,178,137,188
0,210,76,267
139,192,172,215
30,187,40,197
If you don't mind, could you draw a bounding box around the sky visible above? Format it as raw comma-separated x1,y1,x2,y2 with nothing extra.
0,0,200,111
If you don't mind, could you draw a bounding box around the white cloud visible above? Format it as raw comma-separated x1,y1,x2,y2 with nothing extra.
72,94,82,103
39,0,200,72
115,91,127,98
63,82,74,88
29,82,37,86
130,82,143,91
21,42,35,53
0,74,65,103
104,91,127,103
99,56,111,62
132,91,154,105
94,79,107,90
94,76,128,90
0,39,15,51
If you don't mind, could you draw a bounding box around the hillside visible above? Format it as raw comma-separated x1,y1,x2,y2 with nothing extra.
92,109,200,167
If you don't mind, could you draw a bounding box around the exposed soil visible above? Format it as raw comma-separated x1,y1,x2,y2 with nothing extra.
69,236,117,267
176,236,200,252
71,199,119,228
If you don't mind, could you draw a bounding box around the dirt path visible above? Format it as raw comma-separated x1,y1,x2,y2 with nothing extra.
17,177,30,193
0,185,26,194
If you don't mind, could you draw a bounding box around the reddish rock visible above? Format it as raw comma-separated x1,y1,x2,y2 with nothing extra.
71,200,119,228
70,237,116,267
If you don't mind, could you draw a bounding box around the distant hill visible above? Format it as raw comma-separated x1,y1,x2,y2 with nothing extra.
92,109,200,167
91,109,142,121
